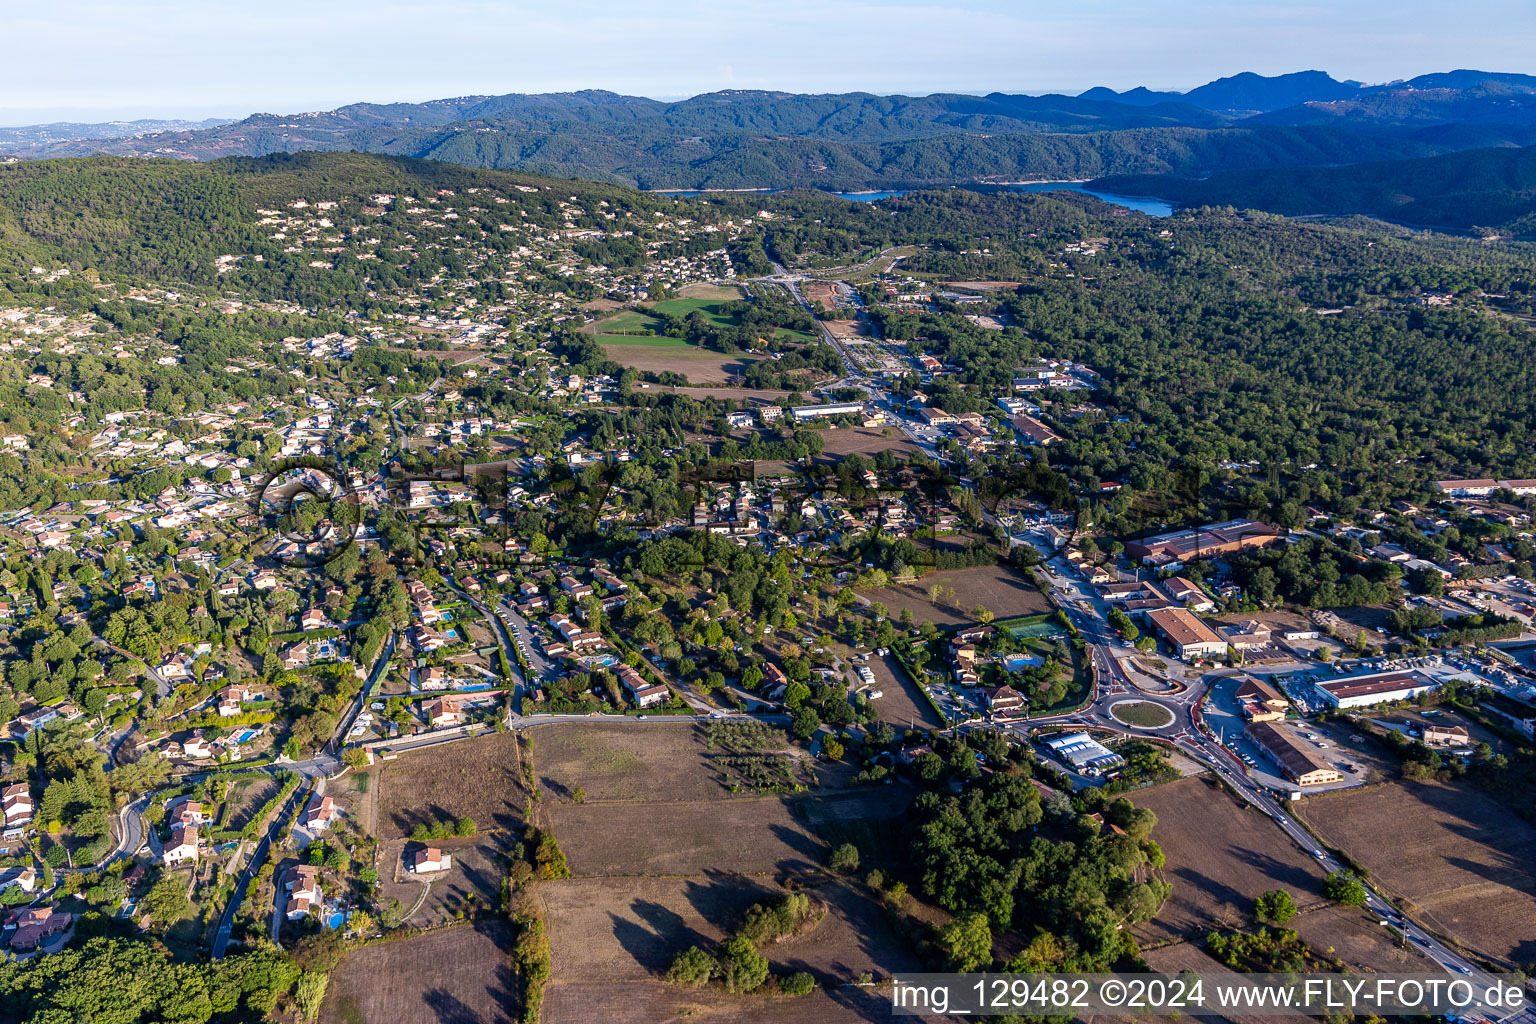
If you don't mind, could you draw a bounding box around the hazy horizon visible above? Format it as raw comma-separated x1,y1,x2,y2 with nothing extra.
5,0,1533,126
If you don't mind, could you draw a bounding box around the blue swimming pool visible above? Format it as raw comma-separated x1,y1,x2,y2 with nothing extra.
326,912,345,930
232,728,259,743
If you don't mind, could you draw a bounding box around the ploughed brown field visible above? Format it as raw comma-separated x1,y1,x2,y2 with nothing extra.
373,731,529,839
866,564,1052,626
320,919,514,1024
1296,779,1536,967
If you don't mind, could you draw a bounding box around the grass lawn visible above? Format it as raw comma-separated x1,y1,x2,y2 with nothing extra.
593,309,666,335
649,297,740,327
1110,700,1175,728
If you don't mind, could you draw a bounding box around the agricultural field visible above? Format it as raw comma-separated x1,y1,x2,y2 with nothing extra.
377,832,518,927
1132,776,1331,944
864,564,1052,626
1296,780,1536,967
319,920,513,1024
373,731,529,839
536,875,918,1024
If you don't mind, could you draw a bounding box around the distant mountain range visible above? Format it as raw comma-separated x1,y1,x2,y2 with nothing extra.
0,117,233,148
6,71,1536,196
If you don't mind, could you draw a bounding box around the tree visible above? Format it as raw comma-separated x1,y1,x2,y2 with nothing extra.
790,705,820,739
781,970,815,996
939,912,992,971
829,842,860,874
666,945,716,987
822,737,845,760
1321,871,1368,906
1255,889,1298,924
717,935,769,993
142,874,192,930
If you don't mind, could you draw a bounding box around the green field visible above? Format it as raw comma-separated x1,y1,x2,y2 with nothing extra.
649,297,740,327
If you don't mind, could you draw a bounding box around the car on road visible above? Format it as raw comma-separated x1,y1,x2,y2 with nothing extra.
1313,850,1325,858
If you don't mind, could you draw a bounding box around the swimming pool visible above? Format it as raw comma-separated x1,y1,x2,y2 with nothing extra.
232,728,259,744
326,911,346,930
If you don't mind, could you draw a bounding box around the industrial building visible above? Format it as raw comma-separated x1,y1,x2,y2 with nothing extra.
1313,670,1440,710
1125,519,1282,566
1246,720,1343,786
1041,731,1124,776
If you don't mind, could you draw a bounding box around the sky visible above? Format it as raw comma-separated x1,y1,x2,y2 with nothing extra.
4,0,1535,125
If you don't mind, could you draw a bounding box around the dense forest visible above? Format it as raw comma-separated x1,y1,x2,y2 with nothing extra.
1096,144,1536,236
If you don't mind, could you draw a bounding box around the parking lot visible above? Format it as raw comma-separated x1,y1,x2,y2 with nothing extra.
1201,674,1372,792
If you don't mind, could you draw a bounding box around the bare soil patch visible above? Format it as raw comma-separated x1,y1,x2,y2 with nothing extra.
815,426,919,460
1295,780,1536,967
598,343,766,383
866,565,1051,626
868,653,944,731
320,919,514,1024
375,731,528,839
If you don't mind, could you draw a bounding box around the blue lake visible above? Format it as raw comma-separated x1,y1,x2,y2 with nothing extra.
656,183,1172,217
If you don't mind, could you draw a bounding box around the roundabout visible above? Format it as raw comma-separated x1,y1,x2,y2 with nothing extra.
1108,699,1176,730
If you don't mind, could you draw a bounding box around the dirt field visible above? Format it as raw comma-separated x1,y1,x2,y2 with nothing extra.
868,653,944,731
865,564,1052,626
813,426,920,460
1132,776,1331,945
676,282,746,301
1296,780,1536,967
219,775,280,832
537,875,920,1024
549,796,835,877
321,919,513,1024
800,280,841,310
597,341,766,383
374,731,528,839
529,720,828,804
378,832,518,927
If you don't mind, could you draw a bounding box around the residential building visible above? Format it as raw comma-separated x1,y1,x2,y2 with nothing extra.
163,826,199,865
411,847,452,873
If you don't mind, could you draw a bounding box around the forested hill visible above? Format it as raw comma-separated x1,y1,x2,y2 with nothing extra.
8,72,1536,191
1093,145,1536,236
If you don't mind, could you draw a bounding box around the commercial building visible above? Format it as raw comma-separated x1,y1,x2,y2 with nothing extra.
1246,720,1343,786
791,402,863,423
1235,677,1288,722
1125,519,1282,566
1313,670,1440,710
1010,414,1060,446
1041,732,1124,776
1146,607,1229,661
